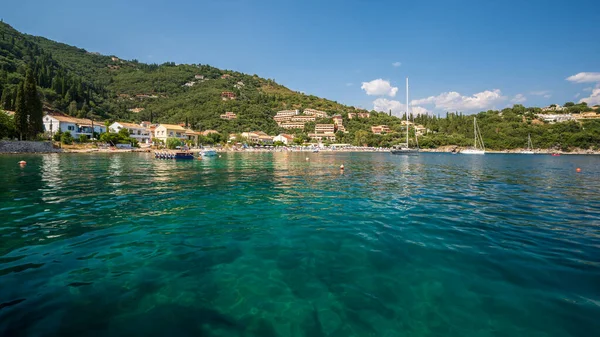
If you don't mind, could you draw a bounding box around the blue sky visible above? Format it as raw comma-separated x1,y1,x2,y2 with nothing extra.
3,0,600,115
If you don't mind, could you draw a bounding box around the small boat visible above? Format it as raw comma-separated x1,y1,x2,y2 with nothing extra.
174,151,194,160
200,149,218,157
154,151,194,160
461,117,485,155
312,148,320,153
520,134,534,154
551,153,561,157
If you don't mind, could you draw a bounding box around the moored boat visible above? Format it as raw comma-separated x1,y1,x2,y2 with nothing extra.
460,117,485,155
200,149,218,157
154,151,194,160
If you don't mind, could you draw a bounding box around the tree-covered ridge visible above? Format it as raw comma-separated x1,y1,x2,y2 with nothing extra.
2,20,600,151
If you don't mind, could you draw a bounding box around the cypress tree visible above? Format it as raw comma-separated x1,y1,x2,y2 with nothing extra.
24,69,43,138
14,81,26,140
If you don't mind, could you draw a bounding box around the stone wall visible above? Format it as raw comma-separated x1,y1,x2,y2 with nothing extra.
0,141,62,153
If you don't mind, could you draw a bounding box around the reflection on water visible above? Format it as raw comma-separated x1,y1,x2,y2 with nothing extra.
1,152,600,337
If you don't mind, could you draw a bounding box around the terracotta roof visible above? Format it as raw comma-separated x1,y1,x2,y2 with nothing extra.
281,134,294,140
115,122,144,129
49,114,97,126
158,124,187,131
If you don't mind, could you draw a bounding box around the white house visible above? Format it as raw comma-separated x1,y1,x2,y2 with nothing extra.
273,134,294,145
43,114,106,139
154,124,188,143
109,122,151,144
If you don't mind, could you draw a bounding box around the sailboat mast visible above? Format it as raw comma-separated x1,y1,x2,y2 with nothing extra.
474,117,477,148
406,77,409,145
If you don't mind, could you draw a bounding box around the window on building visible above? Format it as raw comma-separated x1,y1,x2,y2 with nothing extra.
68,125,75,131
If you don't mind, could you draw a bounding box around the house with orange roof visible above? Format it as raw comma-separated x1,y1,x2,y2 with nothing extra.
154,124,188,143
109,122,151,144
43,113,106,139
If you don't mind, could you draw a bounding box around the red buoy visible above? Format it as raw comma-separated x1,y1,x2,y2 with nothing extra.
576,168,581,173
18,160,26,166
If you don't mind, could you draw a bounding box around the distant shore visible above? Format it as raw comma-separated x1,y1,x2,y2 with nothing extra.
1,142,599,155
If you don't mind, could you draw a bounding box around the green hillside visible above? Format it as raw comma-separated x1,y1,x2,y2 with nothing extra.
2,21,600,150
0,21,366,136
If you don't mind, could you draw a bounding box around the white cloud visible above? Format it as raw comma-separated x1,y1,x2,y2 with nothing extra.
345,82,353,86
543,94,552,99
566,72,600,83
530,90,550,96
579,84,600,105
583,87,593,92
511,94,526,103
575,93,581,98
411,89,506,111
361,79,398,97
392,61,402,67
372,98,430,116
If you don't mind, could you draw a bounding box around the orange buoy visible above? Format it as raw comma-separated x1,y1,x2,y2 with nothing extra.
576,168,581,173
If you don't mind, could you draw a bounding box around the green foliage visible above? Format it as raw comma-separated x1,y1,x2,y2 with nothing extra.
60,131,73,144
99,129,138,147
53,129,62,141
166,137,183,149
78,134,88,143
0,110,16,139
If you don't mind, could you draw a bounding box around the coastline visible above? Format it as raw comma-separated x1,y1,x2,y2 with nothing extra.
1,142,599,155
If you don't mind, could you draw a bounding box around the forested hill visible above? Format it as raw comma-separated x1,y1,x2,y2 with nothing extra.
0,21,363,135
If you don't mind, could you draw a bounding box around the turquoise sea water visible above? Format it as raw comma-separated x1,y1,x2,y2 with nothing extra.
1,152,599,337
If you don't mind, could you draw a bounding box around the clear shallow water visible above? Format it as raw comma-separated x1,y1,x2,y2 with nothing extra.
1,152,599,337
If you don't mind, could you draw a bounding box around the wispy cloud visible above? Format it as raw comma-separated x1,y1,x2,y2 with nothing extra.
543,94,552,99
411,89,506,111
530,90,550,96
510,94,526,103
361,79,398,97
392,61,402,67
575,93,581,98
566,72,600,83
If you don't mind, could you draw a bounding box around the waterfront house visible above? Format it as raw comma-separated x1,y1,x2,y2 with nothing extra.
273,134,294,145
109,122,151,144
154,124,188,143
194,75,204,80
43,114,106,139
308,133,336,142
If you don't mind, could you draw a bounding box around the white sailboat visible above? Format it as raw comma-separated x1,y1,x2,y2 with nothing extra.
520,134,534,154
461,117,485,154
391,77,419,155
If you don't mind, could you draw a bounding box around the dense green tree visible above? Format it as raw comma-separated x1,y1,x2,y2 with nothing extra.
13,81,26,140
1,87,12,110
24,68,43,138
